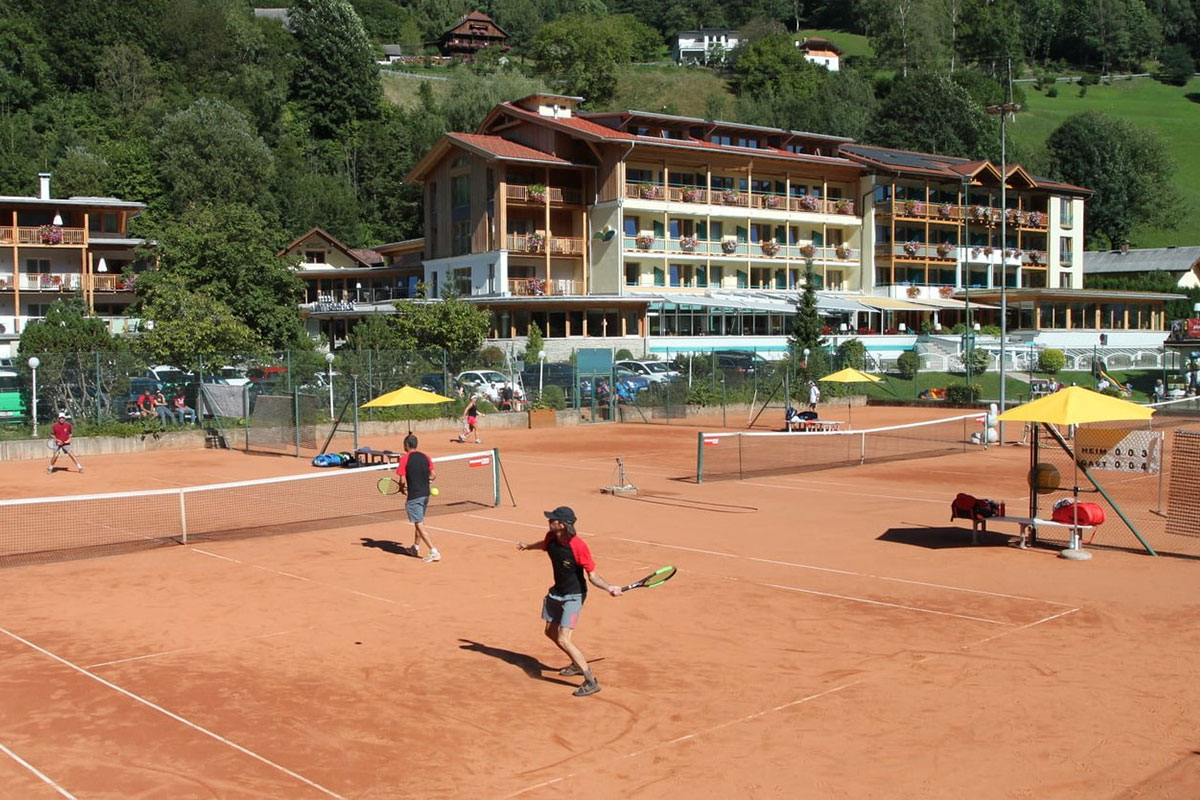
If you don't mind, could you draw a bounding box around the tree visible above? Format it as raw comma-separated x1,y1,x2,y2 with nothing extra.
529,13,661,105
288,0,381,137
1046,111,1182,248
789,263,828,381
154,98,275,211
1157,42,1195,85
0,17,52,111
859,0,946,76
138,272,263,370
866,72,995,159
390,295,492,369
525,320,545,362
134,203,308,350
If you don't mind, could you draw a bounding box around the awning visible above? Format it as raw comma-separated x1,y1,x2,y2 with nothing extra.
857,297,938,311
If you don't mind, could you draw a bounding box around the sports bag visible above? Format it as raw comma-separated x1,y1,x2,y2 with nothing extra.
1052,500,1105,526
951,493,1004,520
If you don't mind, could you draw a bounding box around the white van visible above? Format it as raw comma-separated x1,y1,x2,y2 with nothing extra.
456,370,525,402
615,360,675,384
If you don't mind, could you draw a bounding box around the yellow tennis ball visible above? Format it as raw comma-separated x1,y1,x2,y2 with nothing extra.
430,487,440,496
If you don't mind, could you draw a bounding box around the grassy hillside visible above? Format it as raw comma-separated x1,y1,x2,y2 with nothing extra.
1011,76,1200,248
794,29,874,60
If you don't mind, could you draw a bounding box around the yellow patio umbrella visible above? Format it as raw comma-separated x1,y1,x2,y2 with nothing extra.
361,385,455,431
996,386,1153,560
819,367,883,426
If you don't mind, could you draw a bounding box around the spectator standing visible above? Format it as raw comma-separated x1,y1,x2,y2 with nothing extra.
807,380,821,412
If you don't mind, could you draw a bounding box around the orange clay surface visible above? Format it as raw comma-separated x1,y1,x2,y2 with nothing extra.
1,406,1199,799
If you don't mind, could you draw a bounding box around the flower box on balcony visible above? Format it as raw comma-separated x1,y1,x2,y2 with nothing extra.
524,279,547,295
527,184,547,203
761,240,780,256
678,235,698,252
1006,248,1022,260
936,242,954,257
720,239,739,255
720,190,739,204
939,285,955,299
764,195,781,209
38,225,63,245
526,233,546,252
639,184,662,200
1027,211,1045,227
635,234,655,249
39,274,62,289
835,200,854,215
681,188,703,203
904,200,924,215
906,285,921,299
1027,249,1044,264
798,244,816,259
902,241,921,257
938,202,953,218
799,195,821,211
835,244,852,259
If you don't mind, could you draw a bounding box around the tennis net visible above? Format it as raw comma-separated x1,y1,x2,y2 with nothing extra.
0,449,502,566
696,414,979,481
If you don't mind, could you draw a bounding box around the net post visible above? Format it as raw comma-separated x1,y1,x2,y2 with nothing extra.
242,383,250,452
352,378,360,451
696,432,705,483
178,489,188,545
859,430,866,465
492,447,502,506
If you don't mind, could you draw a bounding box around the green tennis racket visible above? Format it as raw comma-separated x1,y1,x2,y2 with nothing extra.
377,476,403,496
621,565,677,591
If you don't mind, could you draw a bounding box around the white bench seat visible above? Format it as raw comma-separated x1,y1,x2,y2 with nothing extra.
969,515,1096,548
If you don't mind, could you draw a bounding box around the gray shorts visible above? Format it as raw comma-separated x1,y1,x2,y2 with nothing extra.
541,593,584,628
405,495,429,523
53,442,72,454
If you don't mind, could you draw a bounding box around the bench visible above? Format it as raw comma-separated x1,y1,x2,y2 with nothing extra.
967,515,1097,548
355,446,399,466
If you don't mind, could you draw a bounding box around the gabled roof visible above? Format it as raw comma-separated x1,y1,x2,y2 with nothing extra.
277,227,375,268
442,10,508,39
1084,246,1200,275
840,143,1092,194
404,132,579,184
799,37,843,55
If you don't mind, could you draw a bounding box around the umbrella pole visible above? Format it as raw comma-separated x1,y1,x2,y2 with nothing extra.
1059,432,1092,561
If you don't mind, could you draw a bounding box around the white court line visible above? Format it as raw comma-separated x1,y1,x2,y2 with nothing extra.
0,740,77,799
503,604,1081,798
87,629,294,670
191,548,400,605
0,626,347,800
760,582,1008,625
743,480,950,505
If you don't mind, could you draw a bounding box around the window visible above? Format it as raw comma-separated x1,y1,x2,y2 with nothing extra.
1059,236,1073,265
1059,197,1073,228
88,212,119,233
625,261,640,286
1059,272,1072,289
710,134,732,146
305,250,325,264
451,175,470,210
624,216,639,236
452,220,471,256
25,258,51,274
709,265,722,286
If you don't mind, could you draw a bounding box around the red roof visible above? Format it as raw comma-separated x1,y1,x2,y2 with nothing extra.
446,133,573,164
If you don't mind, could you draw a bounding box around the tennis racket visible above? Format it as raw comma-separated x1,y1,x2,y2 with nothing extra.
621,565,677,591
46,438,59,451
377,476,403,496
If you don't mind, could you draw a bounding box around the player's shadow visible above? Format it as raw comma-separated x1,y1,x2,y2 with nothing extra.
457,639,576,686
877,525,1011,549
359,537,415,557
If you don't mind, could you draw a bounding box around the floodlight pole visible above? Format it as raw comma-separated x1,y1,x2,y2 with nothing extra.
987,93,1019,445
325,352,335,417
28,356,40,437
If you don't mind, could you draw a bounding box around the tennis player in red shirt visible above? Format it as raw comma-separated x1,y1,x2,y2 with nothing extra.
47,412,83,474
517,506,621,697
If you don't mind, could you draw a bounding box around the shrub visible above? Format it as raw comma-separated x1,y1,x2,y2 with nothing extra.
1158,44,1196,87
945,383,981,404
965,348,991,374
685,382,719,405
1038,348,1066,375
614,348,634,361
896,349,920,380
478,346,506,368
837,338,866,370
1046,85,1058,97
536,384,566,410
1078,85,1087,98
979,325,1002,336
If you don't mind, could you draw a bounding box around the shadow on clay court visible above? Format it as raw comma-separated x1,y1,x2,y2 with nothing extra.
877,526,1014,550
359,537,418,557
458,639,583,686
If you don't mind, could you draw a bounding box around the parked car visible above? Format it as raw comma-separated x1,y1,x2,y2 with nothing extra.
143,365,188,388
248,366,288,384
615,360,676,384
712,350,766,374
456,370,525,402
214,366,251,386
0,369,26,422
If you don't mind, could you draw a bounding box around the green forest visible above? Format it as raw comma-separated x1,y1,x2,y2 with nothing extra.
1,0,1197,354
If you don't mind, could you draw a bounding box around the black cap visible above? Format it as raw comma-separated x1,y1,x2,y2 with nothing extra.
543,506,577,524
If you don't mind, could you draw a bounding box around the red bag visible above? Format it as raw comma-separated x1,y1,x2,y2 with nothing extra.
1052,501,1105,526
951,493,977,520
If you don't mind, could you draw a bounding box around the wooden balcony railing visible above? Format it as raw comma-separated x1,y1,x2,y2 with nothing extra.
21,273,84,291
507,278,582,296
506,185,583,205
93,274,135,292
885,201,1049,230
505,234,585,255
624,183,857,216
15,226,86,246
624,237,856,261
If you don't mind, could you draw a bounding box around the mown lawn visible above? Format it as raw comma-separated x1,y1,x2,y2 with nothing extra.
1012,76,1200,248
856,368,1164,405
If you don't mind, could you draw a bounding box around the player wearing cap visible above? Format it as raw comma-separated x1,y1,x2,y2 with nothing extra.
517,506,622,697
807,380,821,411
47,412,83,474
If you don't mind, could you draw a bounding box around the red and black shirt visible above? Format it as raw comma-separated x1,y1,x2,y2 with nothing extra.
543,533,595,597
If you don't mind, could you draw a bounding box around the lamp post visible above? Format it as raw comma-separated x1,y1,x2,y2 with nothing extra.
28,356,40,437
987,99,1020,441
538,349,546,396
325,352,335,417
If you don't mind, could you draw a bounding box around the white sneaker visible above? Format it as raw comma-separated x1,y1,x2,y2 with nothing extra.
77,466,83,473
46,466,53,474
474,439,482,444
423,549,441,563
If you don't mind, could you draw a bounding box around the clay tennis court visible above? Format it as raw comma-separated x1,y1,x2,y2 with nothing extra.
1,407,1198,799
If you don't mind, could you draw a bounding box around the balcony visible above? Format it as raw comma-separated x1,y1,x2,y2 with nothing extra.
506,184,583,205
624,236,856,262
505,234,585,255
14,226,87,246
507,278,582,296
0,314,141,337
884,201,1049,230
18,273,84,292
624,183,857,216
94,274,136,292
